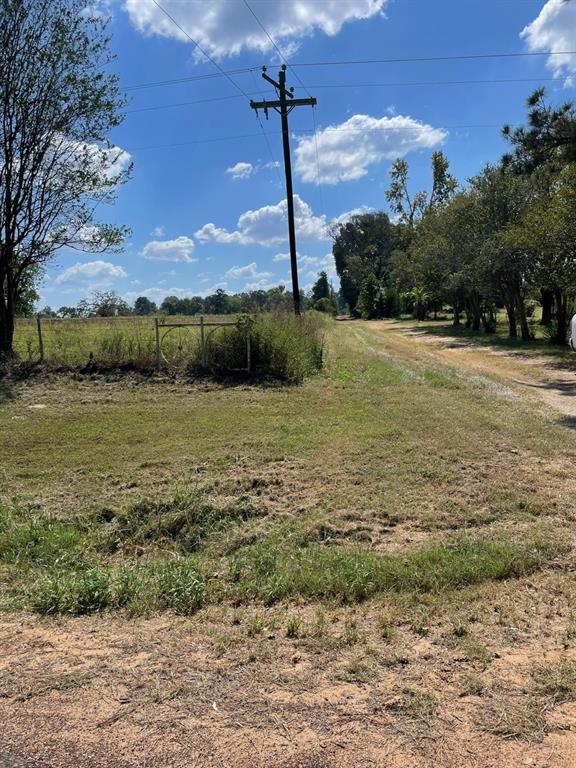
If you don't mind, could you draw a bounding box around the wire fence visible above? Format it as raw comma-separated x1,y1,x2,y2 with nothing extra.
13,315,244,370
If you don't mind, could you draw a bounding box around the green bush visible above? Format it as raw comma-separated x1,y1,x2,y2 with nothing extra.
203,312,326,382
314,297,337,316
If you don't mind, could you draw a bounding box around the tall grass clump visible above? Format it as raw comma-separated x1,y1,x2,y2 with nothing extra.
203,312,326,382
28,559,206,616
228,539,567,605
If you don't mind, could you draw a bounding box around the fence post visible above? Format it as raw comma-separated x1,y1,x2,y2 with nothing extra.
246,328,251,373
36,315,44,363
154,317,161,372
200,315,206,367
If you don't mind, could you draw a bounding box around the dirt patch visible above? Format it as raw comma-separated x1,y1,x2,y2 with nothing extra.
2,571,576,768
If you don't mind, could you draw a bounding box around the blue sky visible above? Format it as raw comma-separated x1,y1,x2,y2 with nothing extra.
41,0,576,309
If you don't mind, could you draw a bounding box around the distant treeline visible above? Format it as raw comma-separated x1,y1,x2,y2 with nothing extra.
331,88,576,344
36,273,339,319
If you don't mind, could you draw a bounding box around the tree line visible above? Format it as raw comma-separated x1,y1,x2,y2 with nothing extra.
332,88,576,344
37,275,338,319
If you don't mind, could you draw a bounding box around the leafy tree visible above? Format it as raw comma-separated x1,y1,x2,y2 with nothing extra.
134,296,157,316
521,164,576,343
181,297,205,315
385,159,428,229
385,151,458,232
356,273,383,320
57,305,80,318
89,291,131,317
331,212,398,315
310,271,330,303
204,288,230,315
14,268,40,317
470,165,536,339
160,296,180,316
38,306,57,318
0,0,130,354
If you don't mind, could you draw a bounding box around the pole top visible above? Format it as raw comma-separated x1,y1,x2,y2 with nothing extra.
281,64,287,71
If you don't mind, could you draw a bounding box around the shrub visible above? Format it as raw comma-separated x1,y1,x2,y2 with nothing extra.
202,312,326,382
314,297,337,316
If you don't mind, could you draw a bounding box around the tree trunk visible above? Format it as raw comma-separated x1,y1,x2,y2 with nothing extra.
554,289,570,345
516,291,532,342
452,305,460,326
505,303,517,338
0,270,15,357
0,284,16,356
540,288,554,326
468,292,482,331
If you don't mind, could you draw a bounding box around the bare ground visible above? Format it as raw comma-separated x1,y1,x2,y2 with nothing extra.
2,321,576,767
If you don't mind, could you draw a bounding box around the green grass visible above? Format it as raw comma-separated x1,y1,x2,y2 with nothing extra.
1,318,575,619
13,312,326,381
227,539,566,605
0,491,566,616
29,560,206,616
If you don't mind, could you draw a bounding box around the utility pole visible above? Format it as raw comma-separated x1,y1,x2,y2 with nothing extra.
250,65,316,315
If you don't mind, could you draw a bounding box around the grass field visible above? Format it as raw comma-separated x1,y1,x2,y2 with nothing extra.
2,317,576,767
14,314,237,368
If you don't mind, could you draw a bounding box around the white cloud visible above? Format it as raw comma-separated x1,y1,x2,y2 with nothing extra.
123,0,390,60
66,139,132,182
195,195,328,246
151,226,165,237
226,161,254,180
295,114,447,184
225,262,272,279
244,278,280,291
141,236,196,262
275,252,324,266
331,205,375,225
55,260,127,287
521,0,576,83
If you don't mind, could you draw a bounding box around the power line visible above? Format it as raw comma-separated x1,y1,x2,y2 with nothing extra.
124,68,257,92
290,51,576,68
150,0,251,99
241,0,313,98
311,75,562,90
126,93,246,114
124,76,561,117
122,50,576,92
149,0,284,190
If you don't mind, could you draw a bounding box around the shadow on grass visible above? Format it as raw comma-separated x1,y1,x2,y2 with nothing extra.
399,319,576,368
558,415,576,430
0,360,301,391
0,380,15,404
